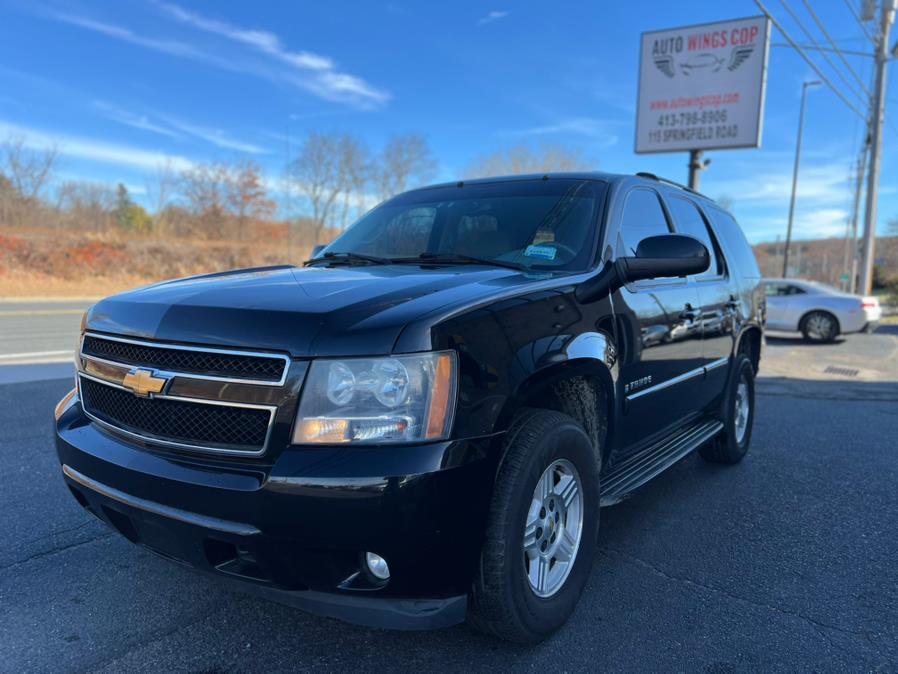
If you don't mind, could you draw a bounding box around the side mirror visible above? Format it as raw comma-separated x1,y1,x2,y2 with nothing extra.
310,244,326,258
575,234,709,304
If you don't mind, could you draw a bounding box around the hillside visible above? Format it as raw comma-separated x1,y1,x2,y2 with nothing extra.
752,235,898,287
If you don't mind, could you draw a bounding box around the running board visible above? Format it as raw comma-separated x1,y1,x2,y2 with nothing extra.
600,420,723,506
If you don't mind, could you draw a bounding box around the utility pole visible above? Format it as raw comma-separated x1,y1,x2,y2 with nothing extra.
858,0,897,295
783,80,821,278
687,150,710,191
844,140,870,294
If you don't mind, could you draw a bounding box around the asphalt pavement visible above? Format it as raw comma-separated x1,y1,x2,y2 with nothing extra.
1,323,897,672
0,300,90,384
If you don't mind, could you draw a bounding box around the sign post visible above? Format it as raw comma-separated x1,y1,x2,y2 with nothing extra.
636,16,771,187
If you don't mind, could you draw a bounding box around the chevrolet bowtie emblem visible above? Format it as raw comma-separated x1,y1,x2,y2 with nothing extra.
122,368,169,397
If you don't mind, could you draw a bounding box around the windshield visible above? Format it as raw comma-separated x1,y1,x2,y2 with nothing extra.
318,179,606,272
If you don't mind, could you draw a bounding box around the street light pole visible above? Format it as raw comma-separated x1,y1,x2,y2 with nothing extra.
858,0,897,295
782,80,821,278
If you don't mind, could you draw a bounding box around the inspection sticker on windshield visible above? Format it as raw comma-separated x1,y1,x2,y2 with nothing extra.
524,245,556,260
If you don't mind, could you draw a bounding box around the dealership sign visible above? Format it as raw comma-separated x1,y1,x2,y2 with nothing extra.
635,16,771,154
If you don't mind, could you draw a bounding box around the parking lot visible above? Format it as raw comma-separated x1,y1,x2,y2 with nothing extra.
1,314,897,671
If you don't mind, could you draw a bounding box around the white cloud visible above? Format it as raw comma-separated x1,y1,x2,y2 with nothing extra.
707,163,851,207
741,207,850,243
504,117,619,146
46,11,200,59
41,5,389,109
477,10,509,26
155,2,333,71
94,102,270,154
155,114,270,154
94,102,182,139
0,120,193,172
154,2,390,107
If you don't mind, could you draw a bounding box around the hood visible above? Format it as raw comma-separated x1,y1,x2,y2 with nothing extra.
85,264,543,356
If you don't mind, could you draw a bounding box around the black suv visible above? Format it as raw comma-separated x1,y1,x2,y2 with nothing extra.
55,172,764,643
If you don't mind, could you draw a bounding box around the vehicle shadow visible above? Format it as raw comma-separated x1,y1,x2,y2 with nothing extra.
764,332,846,346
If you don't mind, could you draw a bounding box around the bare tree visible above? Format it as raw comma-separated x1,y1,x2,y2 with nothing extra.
225,158,276,240
180,162,230,238
0,134,59,225
146,159,179,237
465,143,590,179
888,215,898,236
373,134,436,202
55,180,116,233
288,132,344,243
337,136,370,230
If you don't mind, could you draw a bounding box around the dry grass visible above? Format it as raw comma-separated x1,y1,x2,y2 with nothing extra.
0,225,312,298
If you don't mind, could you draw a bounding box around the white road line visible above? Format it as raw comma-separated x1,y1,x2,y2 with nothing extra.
0,309,85,317
0,350,74,362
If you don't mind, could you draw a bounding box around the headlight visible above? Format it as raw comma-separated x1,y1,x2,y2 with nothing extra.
293,351,457,444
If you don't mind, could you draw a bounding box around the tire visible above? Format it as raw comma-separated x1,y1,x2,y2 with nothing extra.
700,354,755,464
468,410,601,643
800,311,839,343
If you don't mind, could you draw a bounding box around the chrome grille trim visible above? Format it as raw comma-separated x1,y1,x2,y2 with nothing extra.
77,371,277,457
80,332,291,386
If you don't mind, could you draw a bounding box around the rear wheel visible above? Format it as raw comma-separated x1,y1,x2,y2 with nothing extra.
700,354,755,464
468,410,600,643
801,311,839,342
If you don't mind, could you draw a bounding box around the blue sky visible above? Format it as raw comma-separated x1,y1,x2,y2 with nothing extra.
1,0,896,243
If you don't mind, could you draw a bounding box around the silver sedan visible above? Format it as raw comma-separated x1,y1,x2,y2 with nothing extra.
763,278,882,342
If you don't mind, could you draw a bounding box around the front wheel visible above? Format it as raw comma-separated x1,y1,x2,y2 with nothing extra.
700,354,755,464
468,410,600,643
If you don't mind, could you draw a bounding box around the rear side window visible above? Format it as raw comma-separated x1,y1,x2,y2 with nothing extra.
765,283,805,296
666,196,723,278
619,189,671,256
706,207,760,278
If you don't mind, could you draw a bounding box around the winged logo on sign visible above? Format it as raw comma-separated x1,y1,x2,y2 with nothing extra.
653,55,675,78
728,45,755,71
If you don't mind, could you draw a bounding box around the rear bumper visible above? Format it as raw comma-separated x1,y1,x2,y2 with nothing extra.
55,394,499,629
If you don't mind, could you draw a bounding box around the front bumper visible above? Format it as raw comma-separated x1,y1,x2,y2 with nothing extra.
55,393,499,629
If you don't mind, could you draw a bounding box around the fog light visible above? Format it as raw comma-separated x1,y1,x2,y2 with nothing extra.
365,552,390,580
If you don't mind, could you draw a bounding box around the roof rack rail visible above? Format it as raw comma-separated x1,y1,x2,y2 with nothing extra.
635,172,711,200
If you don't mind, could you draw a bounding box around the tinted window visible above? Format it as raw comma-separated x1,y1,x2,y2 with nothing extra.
667,196,723,277
323,179,605,271
764,283,805,297
619,189,671,256
706,207,760,278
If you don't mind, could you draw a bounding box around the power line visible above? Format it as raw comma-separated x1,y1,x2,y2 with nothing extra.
771,42,873,58
779,0,868,105
755,0,867,120
840,0,878,44
800,0,873,97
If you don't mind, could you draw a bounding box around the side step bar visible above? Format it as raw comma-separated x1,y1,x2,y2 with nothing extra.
599,419,723,506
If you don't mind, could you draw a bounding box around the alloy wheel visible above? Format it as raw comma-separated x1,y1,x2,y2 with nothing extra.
734,376,750,444
806,313,834,341
522,459,584,598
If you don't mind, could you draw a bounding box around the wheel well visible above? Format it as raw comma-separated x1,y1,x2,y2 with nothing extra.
738,327,762,374
799,309,840,334
516,374,610,466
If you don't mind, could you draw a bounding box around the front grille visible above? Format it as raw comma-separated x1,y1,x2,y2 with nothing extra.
80,376,271,454
82,334,286,383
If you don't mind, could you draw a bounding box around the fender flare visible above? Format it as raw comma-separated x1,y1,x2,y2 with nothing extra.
494,330,620,441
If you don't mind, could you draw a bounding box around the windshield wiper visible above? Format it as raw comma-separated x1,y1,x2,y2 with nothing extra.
391,252,527,271
304,251,392,266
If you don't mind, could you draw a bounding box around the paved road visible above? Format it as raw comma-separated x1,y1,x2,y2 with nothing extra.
0,300,91,384
1,332,897,672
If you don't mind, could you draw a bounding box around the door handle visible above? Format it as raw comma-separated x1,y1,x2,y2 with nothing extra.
726,295,740,310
